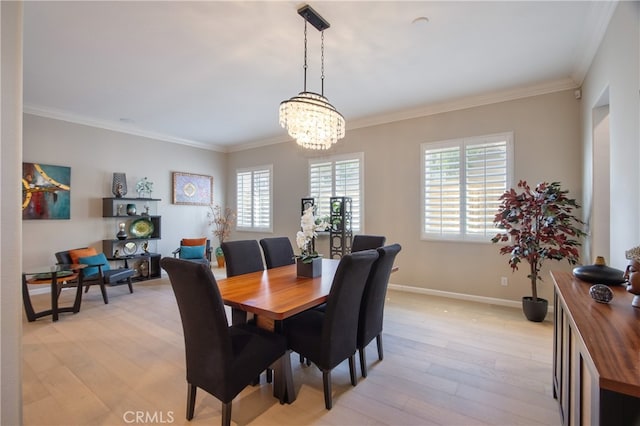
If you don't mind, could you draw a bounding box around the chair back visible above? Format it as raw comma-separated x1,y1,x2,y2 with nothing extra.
221,240,264,277
358,244,402,348
260,237,295,269
160,258,233,398
321,249,379,368
351,235,386,252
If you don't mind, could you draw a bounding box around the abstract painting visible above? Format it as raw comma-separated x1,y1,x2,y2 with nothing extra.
172,172,212,206
22,163,71,220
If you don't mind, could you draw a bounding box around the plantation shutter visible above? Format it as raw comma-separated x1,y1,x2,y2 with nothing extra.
236,166,272,230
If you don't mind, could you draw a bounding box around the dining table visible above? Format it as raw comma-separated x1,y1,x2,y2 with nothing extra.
215,258,341,404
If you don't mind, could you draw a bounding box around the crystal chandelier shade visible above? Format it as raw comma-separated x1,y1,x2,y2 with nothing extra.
279,5,345,150
279,91,345,150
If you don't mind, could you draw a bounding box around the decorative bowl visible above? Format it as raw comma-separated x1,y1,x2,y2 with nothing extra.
130,218,154,238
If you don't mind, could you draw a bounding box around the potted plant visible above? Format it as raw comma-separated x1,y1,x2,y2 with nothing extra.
491,180,586,322
208,204,235,268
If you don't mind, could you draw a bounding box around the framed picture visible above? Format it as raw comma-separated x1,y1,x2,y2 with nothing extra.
172,172,213,206
22,162,71,220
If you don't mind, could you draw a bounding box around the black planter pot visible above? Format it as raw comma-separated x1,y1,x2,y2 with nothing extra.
522,296,548,322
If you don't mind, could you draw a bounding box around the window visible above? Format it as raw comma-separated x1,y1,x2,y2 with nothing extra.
309,153,363,232
236,165,272,232
421,132,513,241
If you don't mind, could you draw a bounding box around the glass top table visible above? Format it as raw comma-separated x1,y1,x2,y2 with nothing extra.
22,264,87,322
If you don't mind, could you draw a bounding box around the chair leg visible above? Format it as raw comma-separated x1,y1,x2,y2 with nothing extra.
186,383,196,420
349,355,357,386
127,277,133,294
221,401,232,426
322,370,332,410
376,334,384,360
99,284,109,304
359,347,368,378
266,368,273,383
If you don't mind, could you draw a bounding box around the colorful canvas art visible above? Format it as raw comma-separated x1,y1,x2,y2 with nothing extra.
22,163,71,220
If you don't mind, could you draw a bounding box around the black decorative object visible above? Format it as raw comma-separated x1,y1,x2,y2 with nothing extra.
589,284,614,303
112,173,127,198
329,196,352,258
572,256,625,285
296,257,322,278
116,222,127,240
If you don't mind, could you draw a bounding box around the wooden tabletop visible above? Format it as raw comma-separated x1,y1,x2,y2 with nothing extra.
551,271,640,398
216,259,340,321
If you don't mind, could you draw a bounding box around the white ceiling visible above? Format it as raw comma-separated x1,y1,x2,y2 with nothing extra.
23,1,616,152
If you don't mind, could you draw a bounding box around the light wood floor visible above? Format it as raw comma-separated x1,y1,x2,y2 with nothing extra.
22,277,561,426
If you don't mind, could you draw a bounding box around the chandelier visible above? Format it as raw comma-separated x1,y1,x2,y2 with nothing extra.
279,4,345,150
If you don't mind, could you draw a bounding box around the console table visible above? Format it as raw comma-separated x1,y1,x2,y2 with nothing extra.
551,271,640,425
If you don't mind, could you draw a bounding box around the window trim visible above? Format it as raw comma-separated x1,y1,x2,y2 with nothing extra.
420,132,514,242
308,152,364,233
235,164,273,233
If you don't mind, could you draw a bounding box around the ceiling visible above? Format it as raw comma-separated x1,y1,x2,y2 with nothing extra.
23,1,616,152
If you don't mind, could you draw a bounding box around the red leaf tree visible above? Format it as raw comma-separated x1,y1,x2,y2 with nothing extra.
491,181,587,301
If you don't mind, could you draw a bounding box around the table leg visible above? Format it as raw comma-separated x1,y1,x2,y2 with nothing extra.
22,274,37,322
273,350,296,404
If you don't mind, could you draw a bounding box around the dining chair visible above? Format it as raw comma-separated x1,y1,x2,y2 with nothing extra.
220,239,272,383
221,240,264,277
283,249,379,409
351,234,386,252
260,237,295,269
160,257,288,426
357,243,402,377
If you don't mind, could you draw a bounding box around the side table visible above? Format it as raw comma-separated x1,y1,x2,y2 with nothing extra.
22,264,86,322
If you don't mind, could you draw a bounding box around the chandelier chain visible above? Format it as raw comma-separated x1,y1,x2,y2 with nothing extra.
320,30,325,96
303,21,308,92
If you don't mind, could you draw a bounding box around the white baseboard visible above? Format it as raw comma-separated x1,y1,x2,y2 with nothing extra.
388,283,523,309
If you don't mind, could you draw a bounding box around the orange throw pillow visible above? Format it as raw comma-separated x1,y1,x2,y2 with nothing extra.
181,237,207,246
69,247,97,265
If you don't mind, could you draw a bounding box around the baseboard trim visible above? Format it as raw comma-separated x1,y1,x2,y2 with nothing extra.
388,283,523,309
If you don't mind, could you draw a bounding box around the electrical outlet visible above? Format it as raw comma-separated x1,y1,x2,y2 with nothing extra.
501,276,508,286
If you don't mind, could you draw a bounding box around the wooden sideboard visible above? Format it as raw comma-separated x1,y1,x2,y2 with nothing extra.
551,271,640,426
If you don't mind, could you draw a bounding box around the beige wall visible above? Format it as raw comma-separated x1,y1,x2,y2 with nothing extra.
228,90,582,303
22,114,228,270
580,0,640,270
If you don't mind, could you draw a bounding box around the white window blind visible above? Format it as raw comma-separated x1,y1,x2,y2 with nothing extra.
422,133,513,241
309,154,363,232
236,165,272,231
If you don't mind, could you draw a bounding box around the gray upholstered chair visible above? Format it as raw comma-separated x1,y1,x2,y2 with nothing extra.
283,250,379,409
55,247,134,304
160,257,287,426
357,243,401,377
260,237,295,269
351,235,386,252
172,238,212,266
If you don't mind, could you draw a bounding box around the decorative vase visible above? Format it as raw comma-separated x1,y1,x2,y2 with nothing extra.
522,297,548,322
297,257,322,278
572,256,625,286
116,222,128,240
112,173,127,198
216,255,225,268
126,204,137,216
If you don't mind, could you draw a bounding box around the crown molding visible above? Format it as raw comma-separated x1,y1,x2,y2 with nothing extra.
25,77,580,154
23,104,228,153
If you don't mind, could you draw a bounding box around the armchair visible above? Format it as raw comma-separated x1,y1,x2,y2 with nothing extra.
172,238,212,266
55,247,134,304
